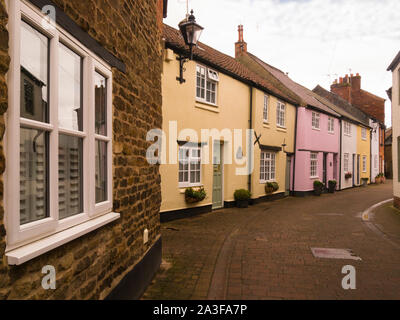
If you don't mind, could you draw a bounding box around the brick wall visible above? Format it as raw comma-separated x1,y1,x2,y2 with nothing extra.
0,0,163,299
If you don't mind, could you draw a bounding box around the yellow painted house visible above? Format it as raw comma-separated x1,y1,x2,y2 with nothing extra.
160,24,299,220
357,126,371,183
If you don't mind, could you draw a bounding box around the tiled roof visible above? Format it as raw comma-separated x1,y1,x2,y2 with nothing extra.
245,52,341,117
163,24,299,106
313,85,370,127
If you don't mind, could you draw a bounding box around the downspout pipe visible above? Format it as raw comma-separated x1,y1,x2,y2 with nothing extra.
339,119,342,190
248,86,253,194
292,107,298,195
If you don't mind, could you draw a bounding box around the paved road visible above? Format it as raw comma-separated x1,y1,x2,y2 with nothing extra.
143,181,400,300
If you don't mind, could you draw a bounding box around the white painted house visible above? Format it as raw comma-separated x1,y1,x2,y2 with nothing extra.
387,51,400,209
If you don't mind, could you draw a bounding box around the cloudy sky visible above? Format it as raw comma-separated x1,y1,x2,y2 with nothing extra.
165,0,400,127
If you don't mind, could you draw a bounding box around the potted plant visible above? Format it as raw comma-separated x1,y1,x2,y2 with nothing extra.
379,173,386,184
234,189,251,208
345,172,352,180
313,180,324,196
265,182,279,194
361,178,369,187
328,180,337,193
375,174,382,184
265,182,274,194
185,187,207,204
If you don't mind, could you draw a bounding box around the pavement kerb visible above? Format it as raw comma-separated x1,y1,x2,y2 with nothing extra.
361,198,394,222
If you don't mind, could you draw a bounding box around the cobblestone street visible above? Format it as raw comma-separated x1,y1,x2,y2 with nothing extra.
143,181,400,300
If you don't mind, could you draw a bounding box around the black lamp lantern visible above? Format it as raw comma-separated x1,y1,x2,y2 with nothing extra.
176,10,203,84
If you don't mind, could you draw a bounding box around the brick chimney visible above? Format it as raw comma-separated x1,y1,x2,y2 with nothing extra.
331,73,362,105
331,74,352,104
235,25,247,58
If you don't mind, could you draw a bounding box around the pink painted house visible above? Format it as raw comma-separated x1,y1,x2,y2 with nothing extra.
241,53,341,195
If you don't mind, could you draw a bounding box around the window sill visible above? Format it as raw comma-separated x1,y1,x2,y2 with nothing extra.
328,131,335,135
179,185,204,193
312,127,320,131
6,212,120,266
263,122,270,129
276,127,287,133
310,176,320,179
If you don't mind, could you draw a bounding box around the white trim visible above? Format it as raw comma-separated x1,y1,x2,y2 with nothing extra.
5,0,116,254
6,212,120,265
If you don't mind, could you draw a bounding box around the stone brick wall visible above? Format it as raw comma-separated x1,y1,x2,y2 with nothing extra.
0,0,163,299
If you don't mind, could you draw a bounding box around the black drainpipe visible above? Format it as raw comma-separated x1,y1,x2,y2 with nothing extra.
339,119,342,190
292,106,298,195
248,86,253,193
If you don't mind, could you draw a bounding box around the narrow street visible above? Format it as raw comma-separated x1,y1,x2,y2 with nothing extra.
143,181,400,300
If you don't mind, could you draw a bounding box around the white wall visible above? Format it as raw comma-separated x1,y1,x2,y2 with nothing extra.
392,64,400,199
341,121,357,189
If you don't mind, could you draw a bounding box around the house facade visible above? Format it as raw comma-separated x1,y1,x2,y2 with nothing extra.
387,51,400,209
160,24,298,220
0,0,166,300
313,85,372,189
331,74,385,179
384,127,393,179
235,31,343,195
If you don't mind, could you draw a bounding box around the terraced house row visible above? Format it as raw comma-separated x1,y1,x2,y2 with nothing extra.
159,24,386,219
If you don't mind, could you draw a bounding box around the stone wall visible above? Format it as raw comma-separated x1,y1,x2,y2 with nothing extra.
0,0,163,299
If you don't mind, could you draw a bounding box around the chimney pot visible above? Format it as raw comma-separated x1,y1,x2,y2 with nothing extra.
339,77,343,84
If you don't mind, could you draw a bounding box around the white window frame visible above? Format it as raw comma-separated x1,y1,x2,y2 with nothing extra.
178,145,202,188
344,153,349,173
5,0,114,250
260,151,276,183
276,101,286,128
361,127,367,140
312,112,320,130
344,121,352,136
196,64,218,106
362,155,367,172
328,117,335,133
310,152,318,178
263,94,269,123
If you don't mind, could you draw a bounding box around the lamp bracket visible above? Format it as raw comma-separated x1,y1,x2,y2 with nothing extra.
176,54,189,84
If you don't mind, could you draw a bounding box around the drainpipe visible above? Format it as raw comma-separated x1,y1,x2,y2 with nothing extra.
292,107,298,195
248,85,253,194
370,126,372,183
339,120,342,190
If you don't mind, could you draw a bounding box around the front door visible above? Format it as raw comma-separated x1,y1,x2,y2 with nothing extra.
285,156,291,196
212,141,223,210
323,153,328,188
357,155,360,185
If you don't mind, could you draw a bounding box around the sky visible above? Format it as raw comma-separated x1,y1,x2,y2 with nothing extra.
165,0,400,127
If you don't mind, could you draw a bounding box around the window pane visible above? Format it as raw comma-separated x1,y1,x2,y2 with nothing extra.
95,140,108,203
95,72,107,136
20,127,48,225
59,135,83,219
20,21,48,122
59,43,82,131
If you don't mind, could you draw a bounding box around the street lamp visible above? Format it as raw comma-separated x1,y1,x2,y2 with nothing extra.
176,10,204,84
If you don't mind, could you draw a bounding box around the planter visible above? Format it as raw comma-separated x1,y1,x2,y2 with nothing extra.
185,187,206,204
375,177,382,184
314,186,323,196
313,180,324,196
185,197,201,204
381,177,386,184
328,183,336,193
236,199,249,208
361,178,368,187
265,187,274,194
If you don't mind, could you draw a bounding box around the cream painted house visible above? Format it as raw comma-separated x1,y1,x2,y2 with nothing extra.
388,51,400,209
160,24,298,220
